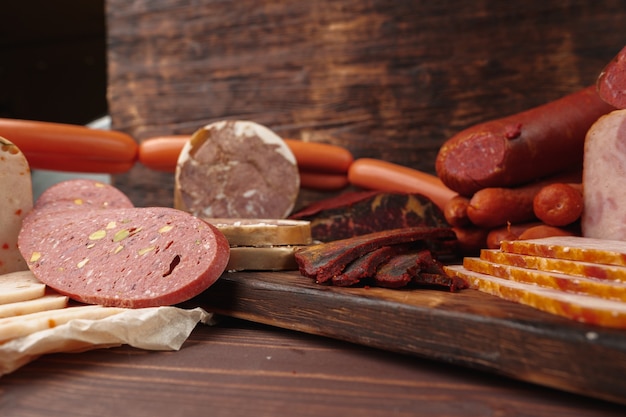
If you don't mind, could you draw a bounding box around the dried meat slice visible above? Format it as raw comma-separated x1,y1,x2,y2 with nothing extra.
480,249,626,281
290,191,449,242
295,227,456,283
332,246,401,287
463,257,626,301
444,265,626,329
500,236,626,266
374,252,423,288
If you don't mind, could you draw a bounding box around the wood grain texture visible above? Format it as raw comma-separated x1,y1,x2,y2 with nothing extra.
105,0,626,204
1,317,624,417
197,271,626,406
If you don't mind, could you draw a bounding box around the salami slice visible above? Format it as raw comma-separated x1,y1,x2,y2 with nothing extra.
175,120,300,219
31,178,134,215
18,207,230,308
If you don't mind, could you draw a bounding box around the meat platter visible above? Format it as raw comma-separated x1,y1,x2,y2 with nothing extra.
198,270,626,406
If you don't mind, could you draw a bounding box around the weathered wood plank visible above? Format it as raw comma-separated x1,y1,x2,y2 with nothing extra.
198,271,626,405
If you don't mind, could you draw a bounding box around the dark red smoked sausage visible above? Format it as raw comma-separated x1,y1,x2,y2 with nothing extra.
597,45,626,109
435,86,614,196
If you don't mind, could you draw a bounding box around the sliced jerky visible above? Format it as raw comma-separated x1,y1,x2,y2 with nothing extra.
413,272,468,292
332,245,409,287
294,227,456,283
374,252,423,289
290,192,449,241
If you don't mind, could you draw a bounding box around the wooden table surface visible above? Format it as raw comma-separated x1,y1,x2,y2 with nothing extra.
1,315,624,417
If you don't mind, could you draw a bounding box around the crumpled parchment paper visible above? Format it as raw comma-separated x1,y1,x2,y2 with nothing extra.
0,306,213,377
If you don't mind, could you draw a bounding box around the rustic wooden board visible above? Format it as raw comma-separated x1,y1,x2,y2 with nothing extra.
198,271,626,405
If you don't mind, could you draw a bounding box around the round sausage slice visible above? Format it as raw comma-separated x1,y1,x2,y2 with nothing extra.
18,207,230,308
174,120,300,219
32,178,134,215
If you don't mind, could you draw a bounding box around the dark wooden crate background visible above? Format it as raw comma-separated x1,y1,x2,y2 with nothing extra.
106,0,626,207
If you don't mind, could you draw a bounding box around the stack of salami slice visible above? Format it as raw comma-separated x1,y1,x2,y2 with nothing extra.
444,236,626,328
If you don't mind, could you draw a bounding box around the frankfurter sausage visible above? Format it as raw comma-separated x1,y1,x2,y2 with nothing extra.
138,135,188,172
298,171,349,191
0,118,138,173
533,183,583,226
467,171,581,229
597,45,626,109
443,195,470,227
347,158,457,211
435,86,615,196
138,135,354,174
283,139,354,174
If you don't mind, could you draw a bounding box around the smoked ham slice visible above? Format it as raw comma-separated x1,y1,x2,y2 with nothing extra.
445,236,626,328
463,257,626,301
500,236,626,266
445,265,626,329
479,249,626,281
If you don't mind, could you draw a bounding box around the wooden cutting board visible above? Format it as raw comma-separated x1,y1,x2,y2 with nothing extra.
198,271,626,406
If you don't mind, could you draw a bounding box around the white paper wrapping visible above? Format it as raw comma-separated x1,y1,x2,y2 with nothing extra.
0,306,213,376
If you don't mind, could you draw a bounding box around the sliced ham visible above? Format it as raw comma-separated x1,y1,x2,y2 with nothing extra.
463,256,626,301
445,265,626,329
479,249,626,281
581,109,626,240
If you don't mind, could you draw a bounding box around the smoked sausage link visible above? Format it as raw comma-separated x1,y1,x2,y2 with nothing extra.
533,183,583,226
435,86,614,196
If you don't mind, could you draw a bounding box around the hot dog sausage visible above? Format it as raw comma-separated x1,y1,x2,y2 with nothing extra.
533,183,583,226
347,158,457,211
435,86,614,196
0,118,138,173
138,135,354,174
597,45,626,109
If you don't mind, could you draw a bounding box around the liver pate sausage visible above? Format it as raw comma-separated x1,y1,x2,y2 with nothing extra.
18,206,230,308
435,86,615,196
175,120,300,219
582,109,626,240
